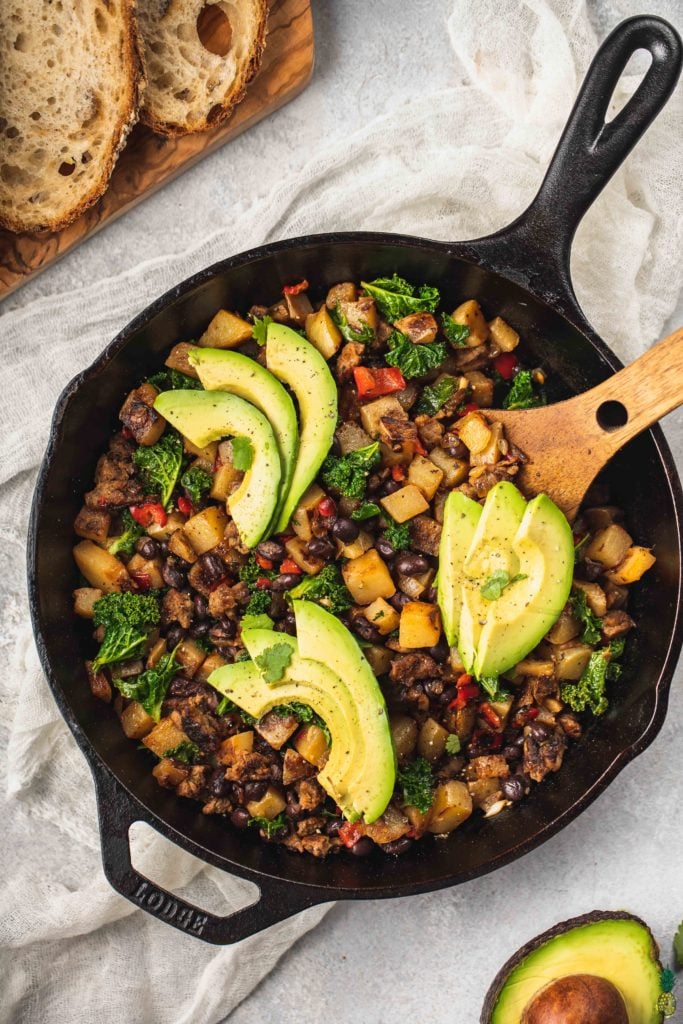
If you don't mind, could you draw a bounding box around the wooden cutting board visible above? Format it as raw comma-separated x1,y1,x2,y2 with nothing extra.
0,0,314,301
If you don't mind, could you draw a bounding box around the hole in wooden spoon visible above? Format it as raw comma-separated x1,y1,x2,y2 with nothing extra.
597,400,628,431
196,3,232,56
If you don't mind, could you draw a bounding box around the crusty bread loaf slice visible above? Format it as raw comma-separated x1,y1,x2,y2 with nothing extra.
137,0,268,135
0,0,143,233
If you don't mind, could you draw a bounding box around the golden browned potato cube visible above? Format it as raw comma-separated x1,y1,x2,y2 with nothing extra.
152,758,190,788
73,587,103,619
120,701,156,740
247,785,287,820
427,781,473,833
555,643,594,681
294,723,329,768
407,455,444,500
256,711,299,750
515,658,555,677
364,597,400,635
199,309,253,349
394,312,438,344
290,506,313,542
210,462,242,502
305,305,343,359
546,608,581,645
126,553,165,589
451,300,489,347
146,510,186,542
336,529,374,560
168,528,199,564
428,447,469,488
470,421,504,466
456,411,492,454
380,484,429,523
363,644,393,677
572,580,607,617
360,395,407,438
74,506,111,544
488,316,520,352
418,717,449,762
390,714,418,761
342,549,396,605
397,568,435,600
403,803,432,838
146,638,167,670
218,731,254,762
165,342,200,378
465,370,494,407
73,541,130,593
195,651,228,681
399,601,442,649
468,777,502,810
184,506,228,555
143,717,190,758
326,282,357,309
606,546,656,585
284,290,314,325
585,524,633,569
284,536,324,575
297,483,326,511
184,437,219,465
175,639,207,678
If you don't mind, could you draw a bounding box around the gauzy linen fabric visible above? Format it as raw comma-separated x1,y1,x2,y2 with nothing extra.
0,1,681,1021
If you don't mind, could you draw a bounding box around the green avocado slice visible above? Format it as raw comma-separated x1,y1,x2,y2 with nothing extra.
154,389,280,549
293,599,396,823
437,491,482,649
188,347,298,529
266,323,337,533
484,912,665,1024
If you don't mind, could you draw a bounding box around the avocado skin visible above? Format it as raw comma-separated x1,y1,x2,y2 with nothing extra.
480,910,664,1024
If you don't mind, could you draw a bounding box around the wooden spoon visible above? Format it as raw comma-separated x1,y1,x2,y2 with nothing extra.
484,326,683,522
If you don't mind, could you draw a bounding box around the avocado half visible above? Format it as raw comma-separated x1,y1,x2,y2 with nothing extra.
481,911,668,1024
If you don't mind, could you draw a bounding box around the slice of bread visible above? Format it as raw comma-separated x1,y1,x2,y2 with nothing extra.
137,0,268,136
0,0,143,234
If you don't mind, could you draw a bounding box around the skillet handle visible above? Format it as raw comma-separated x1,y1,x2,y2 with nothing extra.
93,770,323,945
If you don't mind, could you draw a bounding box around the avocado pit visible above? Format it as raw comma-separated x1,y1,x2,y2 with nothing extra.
522,974,628,1024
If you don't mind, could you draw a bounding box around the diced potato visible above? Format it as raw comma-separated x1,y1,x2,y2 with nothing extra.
403,803,432,839
176,639,206,678
465,370,494,407
120,701,156,739
247,785,287,820
326,282,357,309
282,749,316,785
184,506,228,555
284,290,314,324
73,540,130,593
418,717,449,762
606,546,656,585
456,411,492,454
360,395,407,438
143,717,190,758
489,693,514,726
73,587,103,619
294,723,329,768
451,300,489,347
146,510,185,542
340,296,378,334
585,524,633,569
470,421,504,467
449,648,466,674
572,580,607,617
488,316,519,352
555,643,593,681
428,447,469,487
394,312,438,344
305,305,343,359
290,506,313,542
407,455,444,500
152,758,190,788
364,597,400,635
515,658,555,677
211,462,243,502
74,506,111,544
379,439,415,468
336,529,374,560
342,549,396,605
219,731,254,762
390,714,418,761
363,804,411,844
119,384,166,447
165,341,200,378
397,568,434,600
184,437,219,465
433,492,447,524
256,711,299,750
168,528,199,564
284,536,324,575
399,601,441,648
380,484,429,523
468,777,502,810
363,644,393,676
297,483,326,512
427,781,473,833
336,422,372,455
146,638,167,670
126,553,165,589
546,608,581,645
199,309,253,349
195,651,228,681
86,661,112,702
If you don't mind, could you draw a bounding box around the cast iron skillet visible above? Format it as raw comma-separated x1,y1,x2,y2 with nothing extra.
29,17,683,944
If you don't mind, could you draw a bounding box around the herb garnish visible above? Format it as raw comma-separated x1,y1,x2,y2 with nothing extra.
289,564,353,615
571,589,602,645
114,646,179,722
441,313,470,347
415,376,458,416
397,756,434,813
480,570,527,601
133,432,183,508
560,639,625,716
91,592,161,673
321,441,380,500
254,643,293,684
180,466,212,505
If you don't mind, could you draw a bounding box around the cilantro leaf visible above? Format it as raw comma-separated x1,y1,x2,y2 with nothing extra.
383,518,411,552
480,570,527,601
441,313,470,347
560,641,625,716
478,675,510,702
397,757,434,813
180,466,212,505
113,646,178,722
248,812,287,838
445,734,461,755
385,330,447,380
252,315,273,346
162,740,201,764
254,643,293,683
289,564,353,615
133,432,183,508
92,592,161,673
503,369,545,410
351,501,381,521
330,303,375,343
415,376,458,416
320,441,380,500
231,436,253,471
148,368,203,392
571,589,603,645
360,274,440,322
107,509,143,557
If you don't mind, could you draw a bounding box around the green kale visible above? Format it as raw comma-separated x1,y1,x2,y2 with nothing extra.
415,376,458,416
441,313,470,347
218,695,256,724
382,517,411,552
241,611,274,632
320,441,380,500
133,431,183,508
385,330,447,380
478,675,510,702
231,436,253,471
254,643,293,683
289,564,353,615
248,812,287,838
180,466,212,505
330,303,375,343
360,274,440,322
244,590,274,618
162,740,201,764
239,555,276,590
107,509,143,557
571,589,602,645
560,640,625,716
147,368,203,392
351,501,381,521
480,570,527,601
502,369,545,410
92,592,161,673
252,315,273,346
445,733,462,755
215,697,234,716
397,756,434,813
114,647,178,721
272,702,331,745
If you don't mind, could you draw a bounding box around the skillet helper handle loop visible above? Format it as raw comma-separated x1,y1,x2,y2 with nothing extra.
93,770,321,945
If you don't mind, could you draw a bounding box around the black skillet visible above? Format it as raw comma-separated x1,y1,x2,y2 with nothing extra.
28,17,683,944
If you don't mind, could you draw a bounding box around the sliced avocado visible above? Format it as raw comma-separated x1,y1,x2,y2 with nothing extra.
482,911,666,1024
154,389,280,549
266,323,337,533
293,599,396,823
188,347,298,528
437,491,482,648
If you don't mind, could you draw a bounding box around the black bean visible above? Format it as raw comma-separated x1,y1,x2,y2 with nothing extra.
428,639,450,663
286,799,305,821
439,684,457,706
381,836,413,856
350,837,374,857
265,824,289,842
200,552,225,583
389,591,411,612
366,473,383,495
395,552,429,577
325,817,343,836
165,625,186,649
276,614,297,635
502,745,522,762
352,617,381,643
423,678,444,700
230,808,250,829
330,517,360,543
210,620,236,646
257,539,286,563
136,536,159,559
271,573,300,591
528,721,552,742
579,558,603,582
269,762,283,785
381,479,401,497
330,436,342,457
209,768,231,798
158,541,169,557
501,776,525,803
308,537,335,559
244,781,268,802
375,536,395,559
162,556,186,589
190,620,211,639
194,593,209,620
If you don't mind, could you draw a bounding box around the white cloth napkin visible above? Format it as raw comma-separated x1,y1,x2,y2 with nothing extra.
1,2,681,1021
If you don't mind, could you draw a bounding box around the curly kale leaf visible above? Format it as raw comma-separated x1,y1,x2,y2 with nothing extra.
147,368,203,392
385,330,446,380
272,702,331,745
397,757,434,813
180,466,212,505
502,369,545,410
415,376,459,416
360,274,440,322
382,517,411,552
133,431,183,508
107,509,143,557
351,501,381,521
162,740,201,764
289,564,353,615
92,592,161,673
560,640,625,716
441,313,470,347
571,589,603,645
114,647,178,722
320,441,380,500
239,555,276,591
330,303,375,344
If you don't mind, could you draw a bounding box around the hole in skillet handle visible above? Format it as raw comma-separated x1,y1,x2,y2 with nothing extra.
93,769,325,944
596,399,628,431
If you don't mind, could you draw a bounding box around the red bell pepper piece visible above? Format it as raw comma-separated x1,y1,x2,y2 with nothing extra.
391,464,406,482
283,279,309,295
492,353,519,380
317,496,336,517
457,401,480,418
177,496,193,517
339,822,363,849
129,571,152,591
256,577,272,590
130,503,167,528
353,365,406,400
255,553,274,571
479,702,502,730
280,558,302,575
